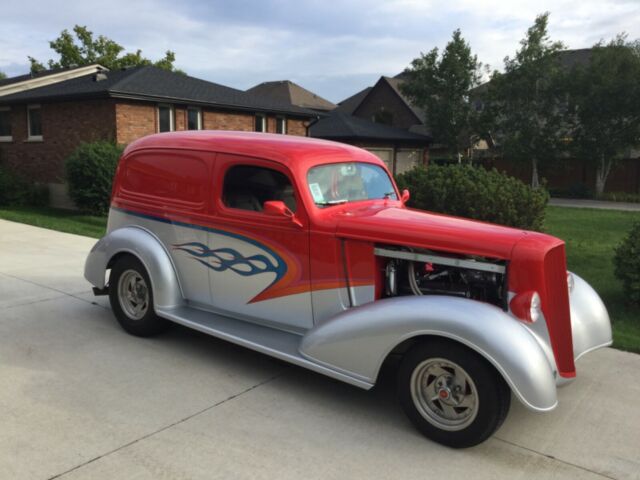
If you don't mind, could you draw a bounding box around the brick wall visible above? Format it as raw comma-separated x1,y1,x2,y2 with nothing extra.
0,99,310,185
202,110,254,131
286,118,307,136
115,101,156,144
0,100,116,183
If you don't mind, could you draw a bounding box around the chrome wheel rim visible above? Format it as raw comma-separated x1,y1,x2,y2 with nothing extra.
117,269,149,320
410,358,479,431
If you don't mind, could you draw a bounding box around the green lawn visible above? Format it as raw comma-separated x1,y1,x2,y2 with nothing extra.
544,206,640,353
0,204,638,352
0,206,107,238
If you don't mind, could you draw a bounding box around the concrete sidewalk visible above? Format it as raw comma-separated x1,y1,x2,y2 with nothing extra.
550,197,640,211
1,219,639,480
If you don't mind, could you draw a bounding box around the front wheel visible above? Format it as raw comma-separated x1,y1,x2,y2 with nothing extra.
108,255,169,337
397,339,511,448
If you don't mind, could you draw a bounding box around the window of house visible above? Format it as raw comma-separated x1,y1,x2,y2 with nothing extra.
276,116,287,134
158,104,174,132
27,104,42,140
373,109,393,125
0,107,11,141
255,114,266,132
223,164,297,212
187,107,202,130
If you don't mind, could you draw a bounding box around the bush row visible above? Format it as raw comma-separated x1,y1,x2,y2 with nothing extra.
0,165,48,207
395,164,549,231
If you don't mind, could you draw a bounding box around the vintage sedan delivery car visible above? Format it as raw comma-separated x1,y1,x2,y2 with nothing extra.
85,131,612,447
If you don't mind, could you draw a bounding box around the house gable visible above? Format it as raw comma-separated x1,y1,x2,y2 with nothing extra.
352,77,423,130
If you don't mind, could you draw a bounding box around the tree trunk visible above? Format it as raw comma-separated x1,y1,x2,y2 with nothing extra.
531,159,540,189
595,155,612,197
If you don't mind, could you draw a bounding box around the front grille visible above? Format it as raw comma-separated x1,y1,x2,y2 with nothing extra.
543,245,575,377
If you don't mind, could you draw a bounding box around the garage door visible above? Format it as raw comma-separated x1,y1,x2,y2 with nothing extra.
365,148,393,170
396,149,422,174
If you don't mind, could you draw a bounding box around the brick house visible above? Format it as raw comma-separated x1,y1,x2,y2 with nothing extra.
0,65,318,206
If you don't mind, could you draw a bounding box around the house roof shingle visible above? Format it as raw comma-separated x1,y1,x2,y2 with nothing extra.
335,86,372,114
0,66,318,117
246,80,336,111
310,111,431,143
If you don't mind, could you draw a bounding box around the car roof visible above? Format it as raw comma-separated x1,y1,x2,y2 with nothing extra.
123,130,384,171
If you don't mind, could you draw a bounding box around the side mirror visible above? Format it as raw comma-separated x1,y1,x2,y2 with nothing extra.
263,200,303,227
401,189,410,205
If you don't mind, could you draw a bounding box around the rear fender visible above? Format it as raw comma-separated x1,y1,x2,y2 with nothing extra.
300,296,558,412
84,226,184,309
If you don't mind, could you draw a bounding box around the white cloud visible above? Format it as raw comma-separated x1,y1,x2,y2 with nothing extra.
0,0,638,102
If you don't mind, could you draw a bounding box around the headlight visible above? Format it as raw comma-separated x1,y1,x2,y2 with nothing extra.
529,292,542,323
510,291,542,323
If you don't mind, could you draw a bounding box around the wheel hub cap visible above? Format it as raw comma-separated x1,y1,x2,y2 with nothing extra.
410,358,479,431
117,269,150,320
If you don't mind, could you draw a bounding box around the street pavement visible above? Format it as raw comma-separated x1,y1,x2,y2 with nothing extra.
1,219,639,480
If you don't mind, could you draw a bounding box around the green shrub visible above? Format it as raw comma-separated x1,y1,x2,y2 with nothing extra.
599,191,640,203
549,182,594,199
65,141,123,215
613,222,640,306
0,165,49,207
395,164,549,231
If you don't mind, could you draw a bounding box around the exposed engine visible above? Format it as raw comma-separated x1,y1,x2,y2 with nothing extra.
378,246,508,310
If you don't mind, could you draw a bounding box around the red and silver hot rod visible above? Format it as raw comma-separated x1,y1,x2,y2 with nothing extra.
85,131,612,447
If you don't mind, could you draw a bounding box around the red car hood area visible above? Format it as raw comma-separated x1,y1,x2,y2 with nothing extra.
334,204,575,378
334,205,530,259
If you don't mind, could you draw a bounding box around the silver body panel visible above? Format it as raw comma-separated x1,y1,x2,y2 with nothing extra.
300,295,559,411
569,273,613,361
84,226,184,310
85,224,612,413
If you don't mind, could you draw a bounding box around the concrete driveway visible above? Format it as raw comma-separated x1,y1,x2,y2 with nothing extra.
1,219,639,480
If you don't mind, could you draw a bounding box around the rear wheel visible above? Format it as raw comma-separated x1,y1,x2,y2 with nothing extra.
397,339,510,448
108,256,169,337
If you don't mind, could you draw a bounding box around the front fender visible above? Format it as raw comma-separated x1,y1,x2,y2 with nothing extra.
570,273,613,360
300,296,558,412
84,226,184,309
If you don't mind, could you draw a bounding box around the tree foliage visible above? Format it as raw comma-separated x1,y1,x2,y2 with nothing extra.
0,71,6,80
29,25,181,74
568,36,640,196
479,13,566,187
401,29,482,159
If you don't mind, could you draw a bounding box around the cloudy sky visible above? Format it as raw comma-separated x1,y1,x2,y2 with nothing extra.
1,0,638,102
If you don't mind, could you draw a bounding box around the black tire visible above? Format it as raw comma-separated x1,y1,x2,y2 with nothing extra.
397,339,511,448
108,255,169,337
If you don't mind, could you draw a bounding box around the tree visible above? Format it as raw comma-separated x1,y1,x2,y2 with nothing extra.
0,71,6,80
481,13,566,187
28,25,181,73
401,29,482,161
568,36,640,196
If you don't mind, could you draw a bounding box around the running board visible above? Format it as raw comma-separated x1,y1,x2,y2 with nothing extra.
156,306,373,390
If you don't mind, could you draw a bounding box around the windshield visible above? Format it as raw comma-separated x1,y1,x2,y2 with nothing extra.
307,162,397,207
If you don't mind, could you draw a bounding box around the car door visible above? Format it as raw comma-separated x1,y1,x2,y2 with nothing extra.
206,153,313,331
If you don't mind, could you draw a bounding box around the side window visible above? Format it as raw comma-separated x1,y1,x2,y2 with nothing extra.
222,165,297,213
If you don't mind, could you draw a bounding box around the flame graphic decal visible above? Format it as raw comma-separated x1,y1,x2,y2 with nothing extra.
172,241,286,289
